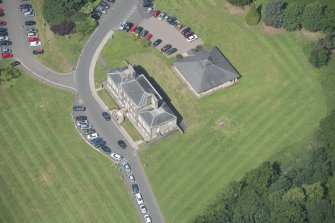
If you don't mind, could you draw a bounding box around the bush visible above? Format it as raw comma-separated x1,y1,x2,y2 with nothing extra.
245,4,261,26
318,33,335,50
309,44,331,68
263,0,286,28
176,54,183,59
75,17,97,35
321,7,335,33
227,0,253,7
283,2,305,31
50,21,76,36
302,2,324,32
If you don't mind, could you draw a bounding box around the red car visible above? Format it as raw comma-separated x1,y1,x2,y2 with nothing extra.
28,37,40,42
184,31,194,38
0,20,6,26
2,53,13,59
129,25,137,33
152,10,160,18
145,33,152,41
0,7,4,13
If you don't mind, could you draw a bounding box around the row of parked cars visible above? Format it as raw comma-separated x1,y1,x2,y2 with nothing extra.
119,21,178,56
91,0,114,21
153,10,198,43
0,5,13,58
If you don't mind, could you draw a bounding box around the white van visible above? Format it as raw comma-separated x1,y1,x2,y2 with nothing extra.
30,41,41,47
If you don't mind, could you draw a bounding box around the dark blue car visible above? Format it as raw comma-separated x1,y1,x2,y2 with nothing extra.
102,112,111,121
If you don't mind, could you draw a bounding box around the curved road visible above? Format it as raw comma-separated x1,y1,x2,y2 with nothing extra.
5,0,164,222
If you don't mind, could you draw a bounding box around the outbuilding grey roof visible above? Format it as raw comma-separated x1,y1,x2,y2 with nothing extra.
174,47,239,94
139,102,176,128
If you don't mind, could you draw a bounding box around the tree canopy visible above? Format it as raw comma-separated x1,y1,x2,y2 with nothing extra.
263,0,286,28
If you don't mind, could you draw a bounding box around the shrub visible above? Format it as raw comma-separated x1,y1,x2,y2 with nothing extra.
321,7,335,33
318,33,335,50
283,2,305,31
50,21,76,36
176,54,183,59
245,4,261,26
301,2,324,32
309,44,331,68
75,17,97,35
227,0,253,7
263,0,286,28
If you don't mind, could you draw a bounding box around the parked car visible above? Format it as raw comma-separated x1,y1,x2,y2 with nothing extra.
90,138,106,148
111,153,123,161
30,41,41,47
21,7,32,14
157,12,165,20
144,215,152,223
101,145,111,154
33,48,44,55
0,20,6,26
27,32,38,37
175,24,184,31
184,31,194,38
0,31,7,36
166,47,177,55
28,37,40,42
145,33,152,41
140,205,147,214
0,27,7,32
163,15,169,22
20,4,32,9
0,40,11,46
77,120,89,126
2,48,11,53
96,5,107,14
129,175,135,183
1,53,13,59
83,128,96,135
140,30,148,38
143,2,153,8
181,27,191,34
129,24,137,33
73,105,86,111
87,133,98,140
132,184,139,193
10,61,21,67
107,0,115,2
25,21,36,26
123,163,131,172
117,140,127,149
0,36,8,41
135,193,144,205
187,34,198,43
100,1,110,9
91,12,100,21
119,22,133,32
167,16,176,24
26,28,38,33
102,112,111,121
152,39,162,47
24,11,35,17
80,124,91,130
75,116,87,121
152,10,160,17
135,26,143,35
160,44,172,53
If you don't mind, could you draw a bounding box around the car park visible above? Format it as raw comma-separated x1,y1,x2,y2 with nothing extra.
75,116,87,121
123,163,131,172
101,145,111,154
30,41,41,47
87,133,98,140
160,44,172,53
73,105,86,111
129,174,135,183
1,53,13,59
135,193,144,205
25,21,36,26
117,140,127,149
144,215,152,223
33,48,44,55
140,205,147,214
187,34,198,43
0,21,6,26
152,39,162,47
102,112,111,121
111,153,123,161
10,61,20,67
132,184,139,193
166,47,177,55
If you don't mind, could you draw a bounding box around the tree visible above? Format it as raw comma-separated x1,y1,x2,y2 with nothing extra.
318,33,335,50
321,7,335,33
263,0,286,28
50,21,76,36
318,109,335,148
227,0,253,7
308,44,331,68
245,3,261,26
75,17,97,35
302,2,324,32
283,2,305,31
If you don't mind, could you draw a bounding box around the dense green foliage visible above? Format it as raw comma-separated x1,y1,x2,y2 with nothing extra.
50,21,76,36
263,0,286,28
301,2,325,32
227,0,253,6
309,43,331,68
283,2,305,31
194,109,335,223
0,65,21,86
245,4,261,26
75,17,97,35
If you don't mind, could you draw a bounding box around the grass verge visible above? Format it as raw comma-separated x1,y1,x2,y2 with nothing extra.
97,89,119,110
0,71,139,223
122,118,143,142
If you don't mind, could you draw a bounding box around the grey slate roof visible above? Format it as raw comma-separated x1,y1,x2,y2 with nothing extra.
174,47,239,94
108,67,132,85
139,102,176,128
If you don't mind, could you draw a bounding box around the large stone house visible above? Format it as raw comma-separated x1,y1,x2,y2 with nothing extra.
106,65,178,141
174,47,240,98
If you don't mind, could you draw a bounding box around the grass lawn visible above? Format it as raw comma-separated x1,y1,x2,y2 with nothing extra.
97,89,119,110
122,118,143,142
95,62,108,86
100,1,335,222
31,0,89,73
0,69,139,223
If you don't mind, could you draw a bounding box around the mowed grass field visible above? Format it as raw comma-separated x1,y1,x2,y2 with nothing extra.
100,0,335,222
0,69,139,222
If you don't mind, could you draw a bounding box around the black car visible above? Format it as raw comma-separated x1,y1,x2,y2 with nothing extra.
10,61,20,67
181,27,191,34
20,4,32,9
101,145,111,154
123,22,133,32
0,32,8,36
117,140,127,149
160,44,172,53
75,115,87,121
167,16,176,24
143,2,153,8
152,39,162,47
33,49,44,55
83,128,96,135
0,27,7,32
166,47,177,55
25,21,36,26
91,12,100,21
0,40,11,46
102,112,111,121
100,1,110,9
135,26,143,35
132,184,139,193
93,139,106,148
73,105,86,111
107,0,115,2
140,30,148,38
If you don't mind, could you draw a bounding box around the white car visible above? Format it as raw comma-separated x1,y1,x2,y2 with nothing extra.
140,204,147,214
123,163,131,172
144,215,152,223
2,48,12,54
30,41,41,47
0,36,8,41
135,193,143,205
26,28,38,33
24,11,35,17
111,153,123,161
157,12,165,20
187,34,198,43
87,133,98,140
80,124,92,130
77,120,88,126
128,174,135,183
146,7,153,12
27,32,38,37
